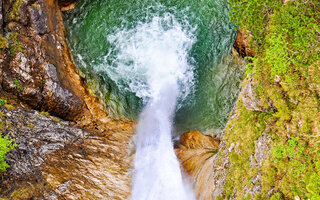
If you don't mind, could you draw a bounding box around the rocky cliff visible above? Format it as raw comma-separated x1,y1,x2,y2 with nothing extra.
0,0,135,199
178,0,320,199
1,0,318,200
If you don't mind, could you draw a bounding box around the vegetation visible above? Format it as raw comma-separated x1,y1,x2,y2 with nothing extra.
0,99,6,106
9,32,26,59
39,111,50,118
0,134,16,172
0,36,9,53
0,110,17,172
13,79,23,93
9,0,24,21
32,3,41,9
218,0,320,199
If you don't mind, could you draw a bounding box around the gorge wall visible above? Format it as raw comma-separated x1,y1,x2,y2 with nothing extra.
1,0,318,200
0,0,134,199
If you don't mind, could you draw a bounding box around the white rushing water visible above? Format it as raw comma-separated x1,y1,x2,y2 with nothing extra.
105,9,196,200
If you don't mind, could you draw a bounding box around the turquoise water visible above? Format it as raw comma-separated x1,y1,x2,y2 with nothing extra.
63,0,243,134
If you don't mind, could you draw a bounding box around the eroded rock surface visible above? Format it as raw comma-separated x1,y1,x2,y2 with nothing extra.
241,75,278,113
176,130,222,200
0,1,136,199
0,105,133,200
233,29,255,58
0,0,86,121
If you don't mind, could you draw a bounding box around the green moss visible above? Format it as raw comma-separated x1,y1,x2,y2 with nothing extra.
9,0,24,21
26,123,34,130
0,133,17,172
0,112,7,118
51,117,66,126
0,99,6,106
32,3,41,9
13,79,23,93
9,32,26,59
305,160,320,200
270,193,284,200
220,1,320,198
4,104,15,111
39,111,50,118
0,36,9,52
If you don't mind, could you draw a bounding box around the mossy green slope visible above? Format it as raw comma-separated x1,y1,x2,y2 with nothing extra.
219,0,320,199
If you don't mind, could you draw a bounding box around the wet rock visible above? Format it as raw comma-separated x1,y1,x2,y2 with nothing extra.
180,130,220,149
42,136,132,200
58,0,77,11
176,130,222,200
0,0,136,199
0,106,88,179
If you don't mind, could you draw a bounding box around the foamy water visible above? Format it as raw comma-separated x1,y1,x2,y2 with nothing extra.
106,10,196,200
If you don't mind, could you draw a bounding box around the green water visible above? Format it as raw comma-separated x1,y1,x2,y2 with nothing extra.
63,0,243,134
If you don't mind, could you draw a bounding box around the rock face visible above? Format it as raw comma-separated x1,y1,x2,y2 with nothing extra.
0,0,136,199
0,105,133,200
176,130,221,200
242,75,267,112
0,0,87,121
58,0,76,11
242,75,276,112
233,29,255,58
1,107,89,179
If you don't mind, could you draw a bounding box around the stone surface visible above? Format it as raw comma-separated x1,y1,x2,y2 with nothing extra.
0,106,88,178
176,130,222,200
0,1,136,199
0,0,85,121
254,135,271,167
233,29,255,58
58,0,76,11
242,75,268,112
28,1,48,34
0,105,134,200
180,130,220,150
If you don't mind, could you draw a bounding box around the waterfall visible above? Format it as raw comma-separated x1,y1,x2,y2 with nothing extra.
65,0,240,134
106,10,196,200
64,0,241,198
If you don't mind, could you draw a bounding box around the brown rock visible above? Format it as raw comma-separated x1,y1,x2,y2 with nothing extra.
180,130,219,150
58,0,76,11
176,130,220,200
0,0,136,199
233,29,255,58
0,0,87,121
0,105,134,200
